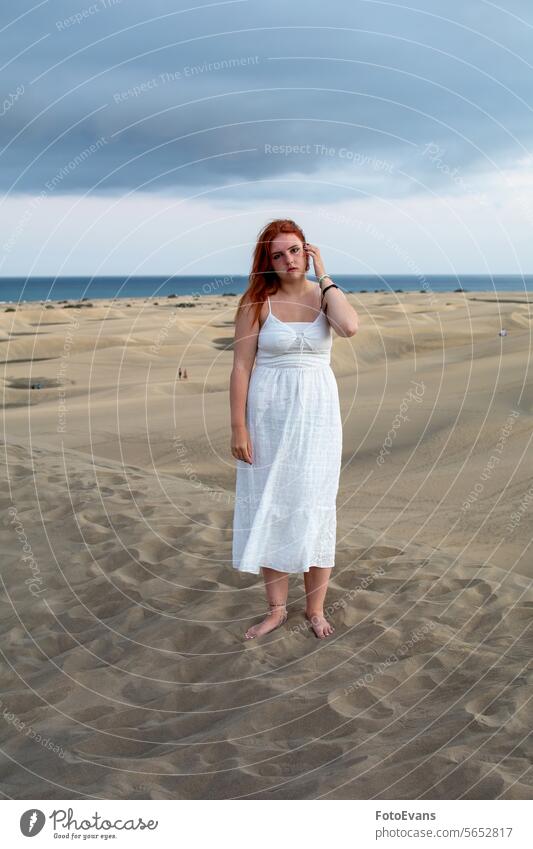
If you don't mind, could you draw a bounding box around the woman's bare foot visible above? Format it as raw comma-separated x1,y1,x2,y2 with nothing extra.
244,603,288,640
305,610,335,639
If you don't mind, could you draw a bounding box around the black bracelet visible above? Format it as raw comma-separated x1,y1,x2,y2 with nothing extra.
321,283,339,300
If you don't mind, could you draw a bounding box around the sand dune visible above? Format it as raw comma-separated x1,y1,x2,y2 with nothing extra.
1,292,532,799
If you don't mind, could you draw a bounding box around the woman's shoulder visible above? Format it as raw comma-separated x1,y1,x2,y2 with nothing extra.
236,295,269,330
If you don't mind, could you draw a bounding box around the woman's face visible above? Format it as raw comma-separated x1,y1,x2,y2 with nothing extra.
270,233,306,278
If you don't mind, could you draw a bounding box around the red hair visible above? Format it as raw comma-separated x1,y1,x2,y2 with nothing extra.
234,219,310,327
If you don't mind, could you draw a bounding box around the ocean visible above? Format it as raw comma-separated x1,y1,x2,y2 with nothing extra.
1,274,532,304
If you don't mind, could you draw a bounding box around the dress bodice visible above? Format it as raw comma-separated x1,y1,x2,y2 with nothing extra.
255,296,332,368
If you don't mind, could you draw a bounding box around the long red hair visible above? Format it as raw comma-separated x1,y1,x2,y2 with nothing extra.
234,219,310,326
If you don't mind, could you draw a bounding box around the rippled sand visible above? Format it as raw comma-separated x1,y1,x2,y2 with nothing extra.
1,291,532,799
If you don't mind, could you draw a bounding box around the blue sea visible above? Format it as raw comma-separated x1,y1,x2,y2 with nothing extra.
1,274,532,303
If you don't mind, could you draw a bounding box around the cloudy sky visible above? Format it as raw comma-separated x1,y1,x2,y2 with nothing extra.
0,0,532,277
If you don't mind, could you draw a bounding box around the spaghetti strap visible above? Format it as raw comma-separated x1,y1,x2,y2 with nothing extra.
267,296,272,315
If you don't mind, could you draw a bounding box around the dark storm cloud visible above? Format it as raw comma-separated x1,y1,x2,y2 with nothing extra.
1,0,532,203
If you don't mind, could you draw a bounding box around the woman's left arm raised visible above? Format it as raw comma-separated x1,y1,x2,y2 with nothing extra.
304,242,359,337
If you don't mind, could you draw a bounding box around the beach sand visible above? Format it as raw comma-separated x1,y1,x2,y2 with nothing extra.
1,290,532,799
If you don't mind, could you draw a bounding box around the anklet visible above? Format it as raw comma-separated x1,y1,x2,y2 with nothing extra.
266,602,287,617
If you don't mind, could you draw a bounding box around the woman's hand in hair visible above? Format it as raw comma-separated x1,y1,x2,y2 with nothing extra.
303,242,327,284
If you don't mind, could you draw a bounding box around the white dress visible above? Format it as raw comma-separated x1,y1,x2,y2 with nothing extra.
232,296,342,574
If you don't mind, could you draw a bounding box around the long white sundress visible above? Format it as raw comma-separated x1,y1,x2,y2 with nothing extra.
232,295,343,575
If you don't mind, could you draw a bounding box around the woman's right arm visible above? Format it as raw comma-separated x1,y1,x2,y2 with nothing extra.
230,302,260,464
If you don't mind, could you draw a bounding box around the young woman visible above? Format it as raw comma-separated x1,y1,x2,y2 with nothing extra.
230,219,359,640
